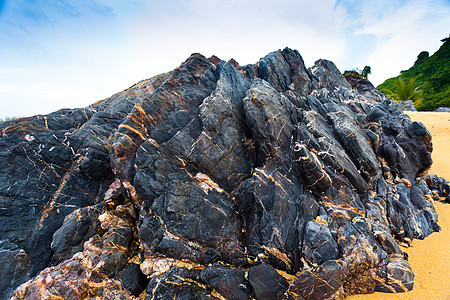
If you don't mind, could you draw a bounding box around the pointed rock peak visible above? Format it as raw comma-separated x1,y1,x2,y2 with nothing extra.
182,52,210,67
282,47,307,67
256,47,311,96
310,58,351,90
208,55,222,66
227,58,240,68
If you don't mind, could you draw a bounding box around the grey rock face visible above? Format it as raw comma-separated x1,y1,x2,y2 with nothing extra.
434,107,450,112
1,48,448,299
0,241,29,299
402,100,417,111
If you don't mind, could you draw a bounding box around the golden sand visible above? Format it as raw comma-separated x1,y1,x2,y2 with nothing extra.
348,112,450,300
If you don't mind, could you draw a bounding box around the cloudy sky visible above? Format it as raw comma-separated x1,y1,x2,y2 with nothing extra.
0,0,449,119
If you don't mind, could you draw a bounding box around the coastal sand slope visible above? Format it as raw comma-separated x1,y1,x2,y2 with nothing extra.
348,112,450,300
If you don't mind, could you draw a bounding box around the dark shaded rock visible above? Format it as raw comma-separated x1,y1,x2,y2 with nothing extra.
243,78,295,163
378,107,433,183
426,174,450,202
256,48,312,96
373,225,402,255
296,111,369,193
0,109,113,284
51,204,104,263
144,266,221,300
1,48,446,299
293,144,332,194
200,264,250,300
237,165,302,272
327,111,380,181
0,71,169,298
110,53,217,181
0,241,29,299
368,104,388,122
303,220,340,265
133,60,250,268
115,263,149,296
150,181,243,265
290,260,344,299
248,263,289,300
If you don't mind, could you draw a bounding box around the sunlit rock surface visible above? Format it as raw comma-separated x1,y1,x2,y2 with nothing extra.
1,49,449,299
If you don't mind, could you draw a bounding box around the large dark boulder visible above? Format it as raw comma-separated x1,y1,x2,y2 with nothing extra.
1,48,447,299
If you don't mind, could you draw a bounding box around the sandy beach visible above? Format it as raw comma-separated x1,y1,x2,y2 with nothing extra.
348,112,450,300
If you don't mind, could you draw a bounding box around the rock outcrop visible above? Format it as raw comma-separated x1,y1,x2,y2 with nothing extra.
401,100,417,112
434,107,450,112
1,48,449,299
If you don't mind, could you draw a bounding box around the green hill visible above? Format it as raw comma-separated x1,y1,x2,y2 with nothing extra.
377,36,450,111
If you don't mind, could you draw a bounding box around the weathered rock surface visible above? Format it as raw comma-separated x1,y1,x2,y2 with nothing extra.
401,100,417,112
1,48,448,299
434,107,450,112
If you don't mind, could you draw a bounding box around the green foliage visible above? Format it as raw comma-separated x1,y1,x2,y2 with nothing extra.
343,68,361,76
379,77,422,102
378,35,450,111
361,66,371,79
414,51,429,66
343,66,371,79
0,117,18,123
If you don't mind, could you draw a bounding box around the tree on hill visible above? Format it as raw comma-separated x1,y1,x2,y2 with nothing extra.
343,66,371,79
0,117,18,123
361,66,371,79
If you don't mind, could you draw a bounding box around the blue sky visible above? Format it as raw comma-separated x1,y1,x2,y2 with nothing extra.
1,0,449,119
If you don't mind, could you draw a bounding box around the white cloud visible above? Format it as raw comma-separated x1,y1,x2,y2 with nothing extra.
344,0,450,85
127,0,347,68
0,0,449,118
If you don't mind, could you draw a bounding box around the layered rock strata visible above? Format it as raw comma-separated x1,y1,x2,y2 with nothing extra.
1,48,449,299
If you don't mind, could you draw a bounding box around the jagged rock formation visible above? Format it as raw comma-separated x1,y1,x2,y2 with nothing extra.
1,48,449,299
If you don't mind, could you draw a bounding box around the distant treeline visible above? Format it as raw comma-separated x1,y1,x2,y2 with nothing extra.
0,117,18,123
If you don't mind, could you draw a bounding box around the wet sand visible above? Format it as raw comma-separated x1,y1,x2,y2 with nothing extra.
348,112,450,300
